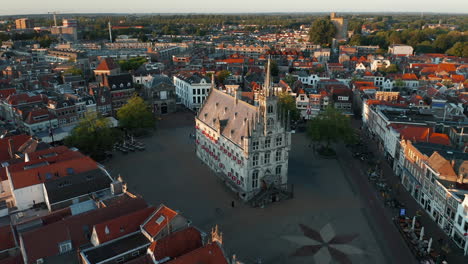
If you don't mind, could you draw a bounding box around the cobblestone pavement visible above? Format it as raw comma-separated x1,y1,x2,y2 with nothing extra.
105,112,398,264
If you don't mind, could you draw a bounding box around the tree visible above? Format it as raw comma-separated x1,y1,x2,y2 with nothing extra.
270,60,279,77
283,75,296,87
349,34,362,46
216,70,231,84
64,113,120,161
306,106,355,153
118,57,147,72
308,17,337,46
385,64,399,73
278,92,300,123
117,95,155,132
64,67,83,76
446,42,467,57
388,31,402,44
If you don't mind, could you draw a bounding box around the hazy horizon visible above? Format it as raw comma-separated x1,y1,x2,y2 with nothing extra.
1,0,467,16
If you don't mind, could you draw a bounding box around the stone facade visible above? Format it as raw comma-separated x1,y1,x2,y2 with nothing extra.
195,61,292,202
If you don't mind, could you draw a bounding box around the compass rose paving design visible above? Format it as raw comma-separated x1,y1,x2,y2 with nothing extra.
283,223,365,264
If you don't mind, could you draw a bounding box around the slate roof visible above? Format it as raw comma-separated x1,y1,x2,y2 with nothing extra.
197,89,258,147
82,232,150,264
43,168,113,205
107,74,133,90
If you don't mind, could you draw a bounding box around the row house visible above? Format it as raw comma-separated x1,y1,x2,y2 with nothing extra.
47,98,80,127
14,107,58,136
0,93,48,122
396,140,468,255
215,43,270,58
89,83,112,117
6,153,102,210
106,74,135,115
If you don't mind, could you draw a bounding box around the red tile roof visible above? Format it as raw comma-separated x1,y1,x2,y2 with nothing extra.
93,206,155,244
149,227,203,262
165,243,228,264
402,73,418,80
142,205,178,238
20,197,148,264
95,58,119,71
0,225,15,251
0,135,31,163
9,156,97,189
0,88,16,99
0,255,23,264
6,94,47,106
390,125,451,146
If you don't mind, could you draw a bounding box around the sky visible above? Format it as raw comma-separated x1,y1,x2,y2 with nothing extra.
1,0,467,15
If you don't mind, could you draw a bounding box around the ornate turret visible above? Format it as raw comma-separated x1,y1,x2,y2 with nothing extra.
211,225,223,245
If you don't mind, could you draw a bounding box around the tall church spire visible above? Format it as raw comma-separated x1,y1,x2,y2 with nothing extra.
264,57,271,97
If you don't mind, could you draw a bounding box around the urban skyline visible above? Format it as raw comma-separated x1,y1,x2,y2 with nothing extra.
1,0,467,15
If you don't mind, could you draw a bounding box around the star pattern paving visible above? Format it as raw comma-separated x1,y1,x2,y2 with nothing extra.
283,223,365,264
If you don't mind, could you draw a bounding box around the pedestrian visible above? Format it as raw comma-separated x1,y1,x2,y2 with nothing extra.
231,200,235,208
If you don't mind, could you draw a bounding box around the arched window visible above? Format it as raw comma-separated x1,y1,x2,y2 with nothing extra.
252,154,259,166
267,118,274,129
252,171,259,189
267,105,274,113
264,151,270,164
264,137,271,148
276,165,282,175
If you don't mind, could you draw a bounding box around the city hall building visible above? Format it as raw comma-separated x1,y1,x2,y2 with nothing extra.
195,61,292,204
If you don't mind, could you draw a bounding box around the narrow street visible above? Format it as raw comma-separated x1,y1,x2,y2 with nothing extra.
336,143,418,263
349,119,468,264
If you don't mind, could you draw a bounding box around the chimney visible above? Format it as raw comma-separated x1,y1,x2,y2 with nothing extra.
24,153,29,162
7,139,14,159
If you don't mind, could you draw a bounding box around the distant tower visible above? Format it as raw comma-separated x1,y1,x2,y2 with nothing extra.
108,21,113,43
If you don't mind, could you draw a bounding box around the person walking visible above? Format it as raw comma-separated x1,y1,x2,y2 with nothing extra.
231,200,235,208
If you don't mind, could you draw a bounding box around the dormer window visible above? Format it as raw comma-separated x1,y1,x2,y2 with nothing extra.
58,241,72,253
120,83,124,88
112,85,116,89
127,82,131,87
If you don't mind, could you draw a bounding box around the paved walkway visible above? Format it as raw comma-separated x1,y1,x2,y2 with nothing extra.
353,119,468,264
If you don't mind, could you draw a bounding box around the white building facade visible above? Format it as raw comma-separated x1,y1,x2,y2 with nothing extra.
173,73,211,111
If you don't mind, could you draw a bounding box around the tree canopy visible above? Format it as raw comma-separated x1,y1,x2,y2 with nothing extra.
118,57,147,72
64,67,83,76
278,92,300,123
306,106,355,150
216,70,231,84
446,42,468,57
308,17,337,46
64,113,120,160
117,95,155,132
